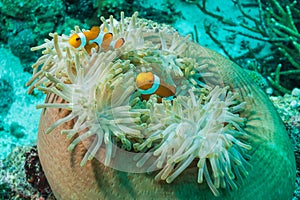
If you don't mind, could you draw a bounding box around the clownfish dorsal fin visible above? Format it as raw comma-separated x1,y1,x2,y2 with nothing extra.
84,27,99,42
113,38,125,49
90,26,100,33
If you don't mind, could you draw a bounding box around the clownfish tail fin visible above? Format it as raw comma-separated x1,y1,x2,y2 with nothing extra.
111,38,125,49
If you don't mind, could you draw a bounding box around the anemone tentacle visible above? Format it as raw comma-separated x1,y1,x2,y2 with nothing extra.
135,87,251,196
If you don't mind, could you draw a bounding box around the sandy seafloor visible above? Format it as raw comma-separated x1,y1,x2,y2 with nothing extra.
0,0,299,199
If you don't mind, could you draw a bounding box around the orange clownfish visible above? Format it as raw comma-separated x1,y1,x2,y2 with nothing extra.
68,26,125,54
136,72,176,102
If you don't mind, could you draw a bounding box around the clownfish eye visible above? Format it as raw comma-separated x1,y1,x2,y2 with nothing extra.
76,37,81,41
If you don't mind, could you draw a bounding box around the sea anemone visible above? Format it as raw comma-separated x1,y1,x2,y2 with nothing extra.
27,12,295,199
134,86,251,196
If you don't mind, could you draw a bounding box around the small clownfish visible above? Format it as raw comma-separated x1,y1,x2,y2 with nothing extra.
136,72,176,102
68,26,125,54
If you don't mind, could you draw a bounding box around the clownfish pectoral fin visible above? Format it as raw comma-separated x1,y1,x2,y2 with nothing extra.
111,38,125,49
85,43,98,54
101,33,113,50
85,26,101,44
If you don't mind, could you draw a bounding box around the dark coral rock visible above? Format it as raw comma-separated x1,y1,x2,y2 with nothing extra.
0,146,33,199
65,0,96,20
24,145,54,199
1,0,65,69
94,0,181,24
0,183,15,200
8,28,37,63
9,122,25,139
0,78,14,116
1,0,65,21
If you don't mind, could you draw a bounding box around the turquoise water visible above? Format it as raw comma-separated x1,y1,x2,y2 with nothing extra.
0,0,299,199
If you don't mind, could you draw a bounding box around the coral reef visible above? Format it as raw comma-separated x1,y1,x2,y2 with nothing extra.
0,0,89,70
0,0,66,68
65,0,95,20
1,0,64,20
0,146,56,199
270,88,300,124
190,0,300,95
270,88,300,168
0,146,35,199
27,12,295,199
269,88,300,199
94,0,181,24
24,145,55,199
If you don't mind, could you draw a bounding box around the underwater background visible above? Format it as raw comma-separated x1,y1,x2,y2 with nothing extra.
0,0,299,199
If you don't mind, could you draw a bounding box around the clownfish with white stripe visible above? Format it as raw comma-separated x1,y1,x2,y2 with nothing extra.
136,72,176,102
68,25,125,54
